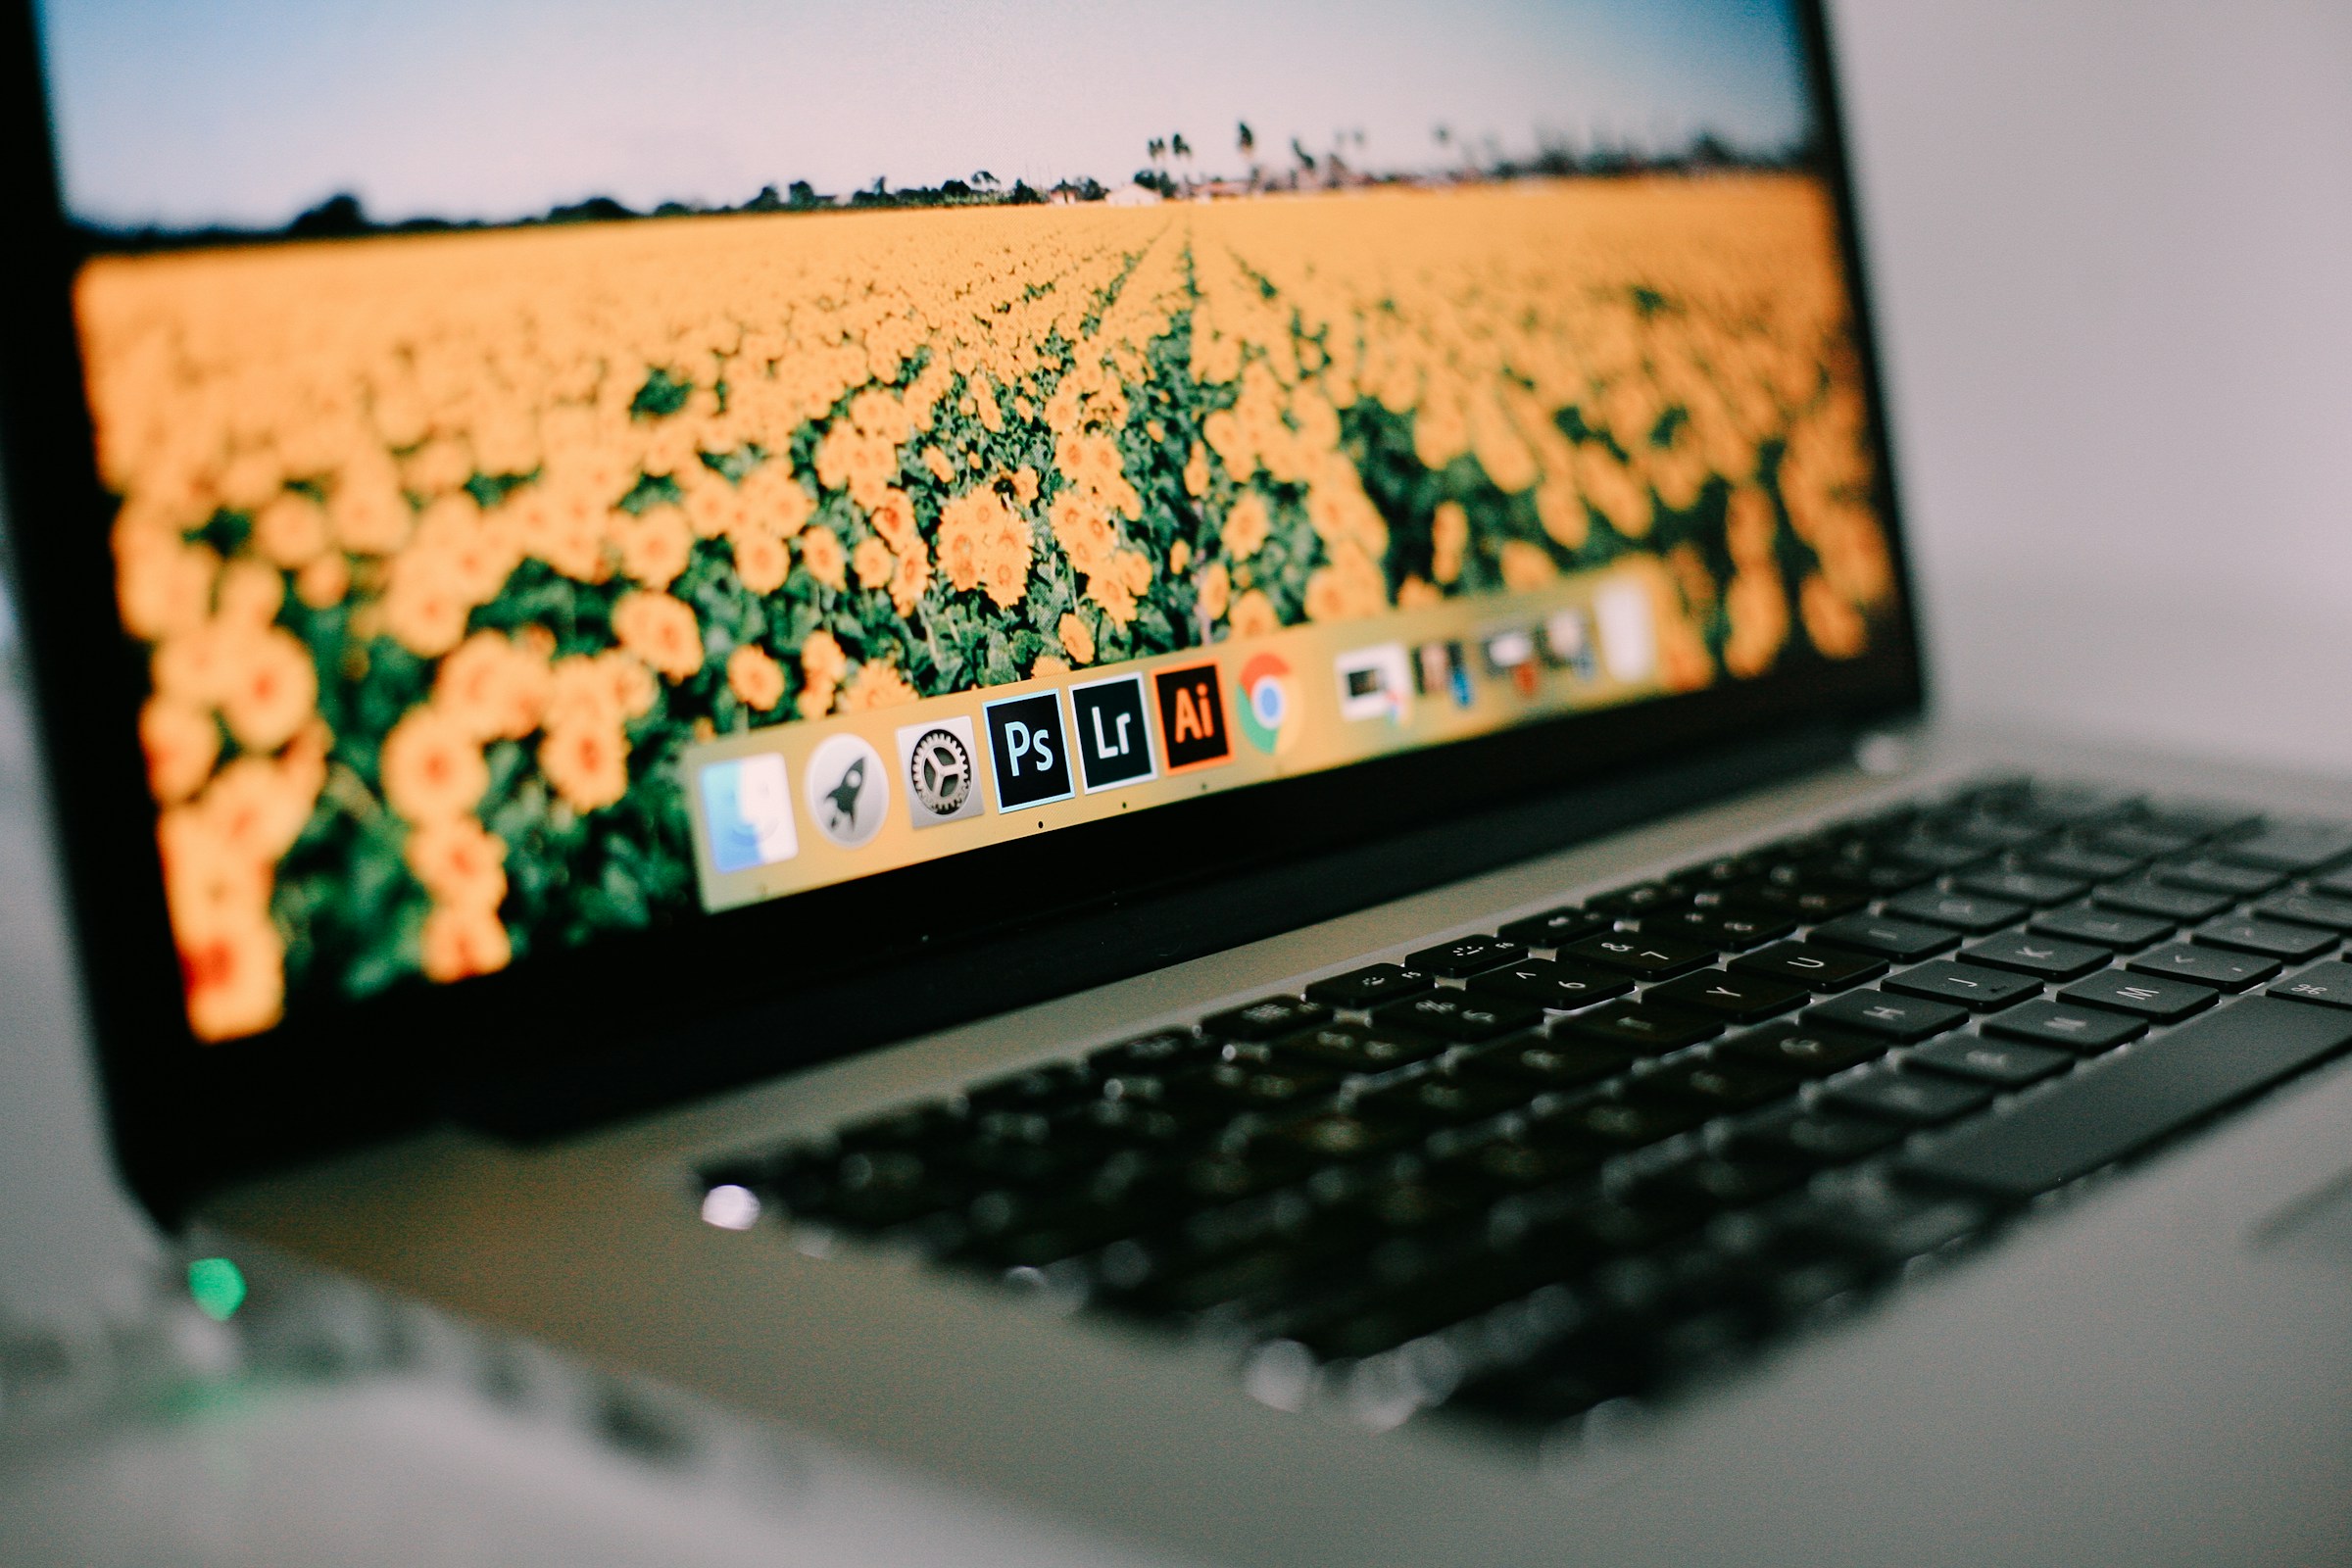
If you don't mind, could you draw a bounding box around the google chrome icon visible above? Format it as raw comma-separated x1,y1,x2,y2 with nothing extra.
1238,653,1293,755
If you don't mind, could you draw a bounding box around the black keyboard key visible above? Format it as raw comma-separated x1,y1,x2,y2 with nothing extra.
1625,1058,1798,1114
2059,969,2219,1022
1430,1133,1608,1197
834,1100,971,1152
1999,782,2138,828
1959,931,2112,981
1202,997,1332,1042
1465,958,1635,1009
1937,814,2050,852
1265,1105,1422,1163
963,1062,1095,1114
2092,879,2233,923
1731,881,1869,920
2311,867,2352,901
2089,824,2198,860
1636,907,1798,950
1981,999,2146,1054
1822,1069,1990,1127
2137,805,2262,841
2127,943,2279,993
1878,833,1994,872
1088,1029,1213,1075
2220,822,2352,874
1953,868,2089,907
1194,1056,1342,1110
2028,845,2146,882
1909,1034,2072,1088
1644,1154,1801,1208
1494,906,1613,949
1805,990,1970,1043
1727,1103,1903,1167
2030,905,2173,951
1808,913,1960,961
1778,1188,1986,1264
2251,893,2352,933
1360,1071,1536,1129
2193,918,2338,961
2153,858,2283,898
1730,942,1888,991
1457,1036,1635,1093
1405,935,1527,979
1642,969,1809,1022
2271,962,2352,1009
1371,993,1541,1042
1537,1096,1707,1151
1561,1001,1724,1054
1274,1021,1448,1074
1586,881,1685,915
1884,888,2028,934
821,1149,968,1230
1901,998,2352,1200
1882,960,2042,1012
1720,1021,1887,1077
1559,932,1717,979
1304,963,1435,1010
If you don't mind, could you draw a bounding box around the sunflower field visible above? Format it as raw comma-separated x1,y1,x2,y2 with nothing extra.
75,173,1895,1041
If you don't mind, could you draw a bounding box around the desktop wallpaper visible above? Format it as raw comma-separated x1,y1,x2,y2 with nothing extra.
44,0,1895,1041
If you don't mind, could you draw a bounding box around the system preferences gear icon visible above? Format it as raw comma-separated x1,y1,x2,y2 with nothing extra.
895,714,986,828
803,732,890,848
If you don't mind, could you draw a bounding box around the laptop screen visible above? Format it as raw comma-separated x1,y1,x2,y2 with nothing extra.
37,1,1896,1046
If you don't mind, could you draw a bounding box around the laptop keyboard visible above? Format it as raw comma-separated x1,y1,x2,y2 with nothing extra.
698,778,2352,1435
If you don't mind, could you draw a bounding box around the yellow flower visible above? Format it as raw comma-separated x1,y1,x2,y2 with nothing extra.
1303,541,1389,623
1229,588,1280,640
1220,492,1271,559
841,659,917,710
613,510,693,588
611,590,703,680
727,644,785,711
294,554,350,609
1057,611,1096,665
217,627,318,752
1183,443,1210,497
1431,501,1468,585
798,526,848,589
853,535,894,591
419,903,513,982
434,630,551,741
251,493,328,567
733,529,790,595
537,718,630,811
380,707,489,823
1498,539,1558,591
176,907,285,1041
139,696,219,804
937,487,1031,609
1799,573,1868,659
1197,563,1230,623
406,816,509,909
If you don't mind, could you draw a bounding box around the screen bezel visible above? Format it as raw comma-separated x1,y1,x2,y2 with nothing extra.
0,0,1925,1220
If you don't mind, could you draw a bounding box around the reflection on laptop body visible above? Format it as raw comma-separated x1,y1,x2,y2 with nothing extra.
9,2,2352,1563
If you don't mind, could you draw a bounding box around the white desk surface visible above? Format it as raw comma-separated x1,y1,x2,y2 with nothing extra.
1,0,2346,1558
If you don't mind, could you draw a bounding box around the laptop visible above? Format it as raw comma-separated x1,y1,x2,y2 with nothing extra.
8,2,2352,1562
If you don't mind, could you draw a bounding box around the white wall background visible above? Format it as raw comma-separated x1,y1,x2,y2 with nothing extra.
1833,0,2352,774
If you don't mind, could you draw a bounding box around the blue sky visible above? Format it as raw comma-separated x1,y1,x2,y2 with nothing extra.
37,0,1810,230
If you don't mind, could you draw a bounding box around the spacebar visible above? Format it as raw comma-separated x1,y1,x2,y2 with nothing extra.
1900,998,2352,1200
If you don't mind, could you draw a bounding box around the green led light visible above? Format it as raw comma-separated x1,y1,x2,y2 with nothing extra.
186,1256,247,1322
